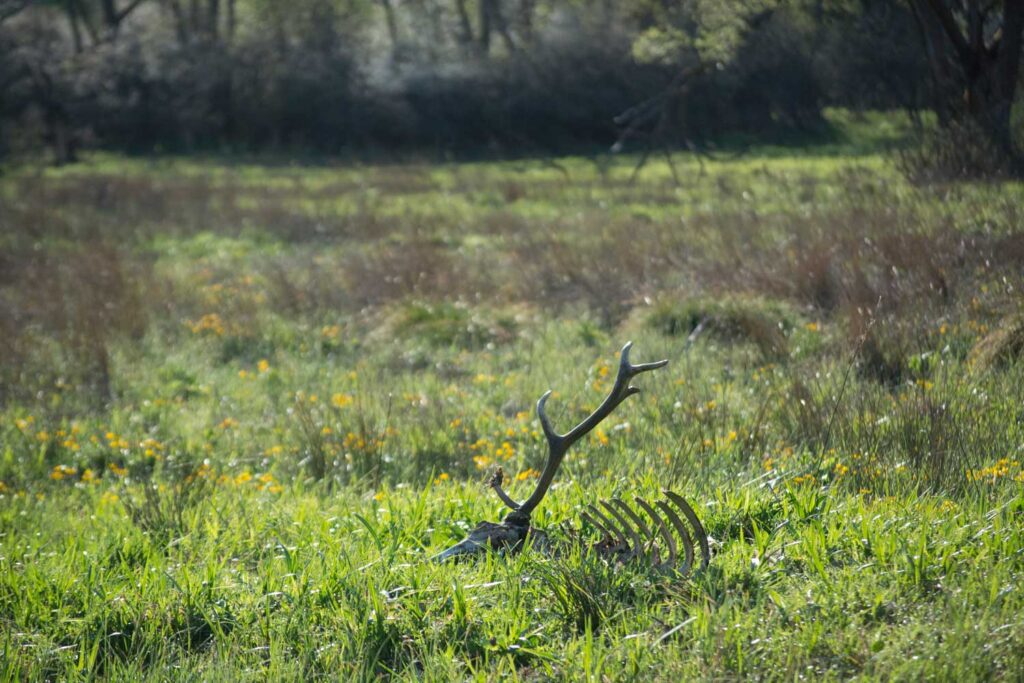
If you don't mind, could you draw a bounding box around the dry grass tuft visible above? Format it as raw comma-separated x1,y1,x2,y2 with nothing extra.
968,313,1024,371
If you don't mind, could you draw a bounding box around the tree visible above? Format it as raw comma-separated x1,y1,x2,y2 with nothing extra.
910,0,1023,167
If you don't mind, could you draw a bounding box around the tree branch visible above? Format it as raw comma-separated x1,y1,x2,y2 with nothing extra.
923,0,973,63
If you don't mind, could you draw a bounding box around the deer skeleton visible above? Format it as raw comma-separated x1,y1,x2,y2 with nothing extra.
434,342,710,574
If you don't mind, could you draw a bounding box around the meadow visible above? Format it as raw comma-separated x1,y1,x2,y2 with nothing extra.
2,118,1024,680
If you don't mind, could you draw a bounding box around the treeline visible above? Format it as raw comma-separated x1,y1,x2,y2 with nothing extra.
0,0,933,161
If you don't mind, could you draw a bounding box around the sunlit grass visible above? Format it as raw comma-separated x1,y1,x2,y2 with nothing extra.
1,140,1024,679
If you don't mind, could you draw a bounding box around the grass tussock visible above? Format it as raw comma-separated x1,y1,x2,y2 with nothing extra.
643,296,794,361
968,313,1024,371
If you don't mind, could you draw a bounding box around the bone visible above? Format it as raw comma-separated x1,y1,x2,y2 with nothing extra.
656,499,695,574
663,490,710,571
634,497,677,566
600,499,643,558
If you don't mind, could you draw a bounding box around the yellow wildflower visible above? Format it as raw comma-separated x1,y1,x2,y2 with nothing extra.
516,468,540,481
187,313,226,336
50,465,76,480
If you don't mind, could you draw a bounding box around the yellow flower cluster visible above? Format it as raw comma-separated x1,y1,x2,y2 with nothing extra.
331,393,354,408
106,431,130,450
967,458,1022,483
187,313,226,336
50,465,77,480
832,452,882,480
139,438,165,459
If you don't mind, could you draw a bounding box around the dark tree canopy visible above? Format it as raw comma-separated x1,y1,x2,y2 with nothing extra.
0,0,1000,166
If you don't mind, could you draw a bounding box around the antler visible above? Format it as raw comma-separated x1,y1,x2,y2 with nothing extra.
494,341,668,520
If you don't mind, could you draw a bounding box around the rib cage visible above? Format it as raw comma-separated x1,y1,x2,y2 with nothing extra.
581,491,709,575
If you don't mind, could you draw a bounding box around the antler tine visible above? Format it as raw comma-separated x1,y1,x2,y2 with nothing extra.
562,342,669,446
488,467,521,512
513,342,668,517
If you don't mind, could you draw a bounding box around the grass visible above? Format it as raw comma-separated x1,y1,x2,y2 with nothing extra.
2,121,1024,679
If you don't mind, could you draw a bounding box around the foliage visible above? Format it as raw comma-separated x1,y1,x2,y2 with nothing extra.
0,0,930,160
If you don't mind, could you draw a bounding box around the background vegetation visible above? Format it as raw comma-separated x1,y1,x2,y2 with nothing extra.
0,0,935,161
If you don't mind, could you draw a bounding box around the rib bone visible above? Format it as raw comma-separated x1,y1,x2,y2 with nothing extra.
584,491,709,576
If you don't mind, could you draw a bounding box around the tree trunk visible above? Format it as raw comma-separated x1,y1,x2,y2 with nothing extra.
65,0,84,53
379,0,400,64
47,106,77,165
454,0,473,45
479,0,492,55
914,0,1024,165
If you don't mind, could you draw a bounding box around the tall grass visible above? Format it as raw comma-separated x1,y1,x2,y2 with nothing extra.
1,148,1022,679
